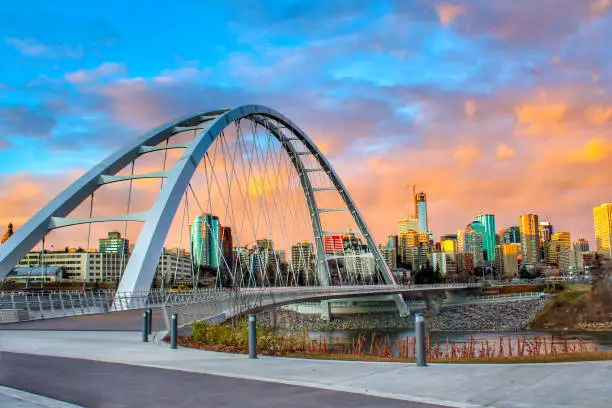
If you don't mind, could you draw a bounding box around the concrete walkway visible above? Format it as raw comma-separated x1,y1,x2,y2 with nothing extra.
0,386,83,408
0,330,610,408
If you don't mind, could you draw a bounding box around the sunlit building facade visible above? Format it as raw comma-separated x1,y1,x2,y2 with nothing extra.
593,203,612,259
551,232,571,250
190,214,220,269
475,214,496,261
502,226,521,244
416,192,428,234
398,216,419,235
519,214,540,264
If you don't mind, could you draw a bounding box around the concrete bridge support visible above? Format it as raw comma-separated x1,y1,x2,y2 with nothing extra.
320,300,331,321
422,293,444,315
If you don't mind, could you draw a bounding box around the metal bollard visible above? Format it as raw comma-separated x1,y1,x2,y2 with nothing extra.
142,311,149,342
248,314,257,359
171,314,178,349
415,312,426,367
147,308,152,334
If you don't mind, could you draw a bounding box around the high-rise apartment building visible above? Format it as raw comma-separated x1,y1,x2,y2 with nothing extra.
456,230,464,253
440,238,457,255
593,203,612,259
323,235,344,255
502,226,521,244
379,246,397,269
558,249,584,275
519,214,540,264
291,241,314,277
456,253,474,275
464,221,484,267
552,232,571,250
503,243,520,278
398,216,419,235
463,231,484,267
544,241,560,266
220,227,233,270
98,231,129,254
416,192,428,234
539,221,554,244
573,238,590,252
190,214,220,269
256,238,274,250
475,214,496,261
386,235,398,250
398,230,419,264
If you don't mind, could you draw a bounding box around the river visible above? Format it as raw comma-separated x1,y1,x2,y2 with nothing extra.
309,328,612,352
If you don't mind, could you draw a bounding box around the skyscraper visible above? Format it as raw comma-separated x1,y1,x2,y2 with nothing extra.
416,192,428,234
551,232,571,250
539,221,554,243
519,214,540,264
475,214,496,261
573,238,590,252
291,241,314,283
323,235,344,254
190,214,220,269
502,226,521,244
398,216,419,235
593,203,612,258
463,230,484,267
220,226,233,270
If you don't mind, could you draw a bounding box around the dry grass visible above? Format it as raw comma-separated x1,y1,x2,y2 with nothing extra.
176,321,610,363
285,350,612,364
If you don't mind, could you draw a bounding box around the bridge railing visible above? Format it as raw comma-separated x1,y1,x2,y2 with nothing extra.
0,289,173,324
0,283,482,325
161,283,483,329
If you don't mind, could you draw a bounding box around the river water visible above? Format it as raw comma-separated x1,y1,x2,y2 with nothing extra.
309,329,612,352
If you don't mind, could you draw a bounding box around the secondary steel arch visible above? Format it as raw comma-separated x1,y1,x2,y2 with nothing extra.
0,105,405,312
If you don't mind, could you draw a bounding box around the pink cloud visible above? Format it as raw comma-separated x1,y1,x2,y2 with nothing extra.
435,3,465,25
65,62,127,83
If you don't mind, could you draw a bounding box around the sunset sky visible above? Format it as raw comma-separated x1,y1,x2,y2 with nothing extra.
1,0,612,248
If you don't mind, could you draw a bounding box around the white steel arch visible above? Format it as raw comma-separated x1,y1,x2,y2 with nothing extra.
0,105,405,313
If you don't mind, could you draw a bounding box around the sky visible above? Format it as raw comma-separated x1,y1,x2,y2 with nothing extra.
1,0,612,248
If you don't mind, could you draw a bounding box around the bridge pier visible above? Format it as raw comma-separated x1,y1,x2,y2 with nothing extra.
422,293,444,315
320,300,331,321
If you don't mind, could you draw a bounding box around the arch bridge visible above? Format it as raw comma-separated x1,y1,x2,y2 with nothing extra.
0,105,455,317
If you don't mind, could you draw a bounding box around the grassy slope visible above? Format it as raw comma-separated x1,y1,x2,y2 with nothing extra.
529,284,591,329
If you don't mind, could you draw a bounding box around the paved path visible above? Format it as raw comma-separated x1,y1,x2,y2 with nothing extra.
1,329,611,408
0,386,82,408
0,309,166,331
0,352,438,408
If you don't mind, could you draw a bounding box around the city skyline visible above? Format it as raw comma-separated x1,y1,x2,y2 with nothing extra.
1,1,612,248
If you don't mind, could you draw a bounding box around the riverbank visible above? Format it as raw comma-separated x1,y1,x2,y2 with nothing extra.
257,296,549,332
529,284,612,331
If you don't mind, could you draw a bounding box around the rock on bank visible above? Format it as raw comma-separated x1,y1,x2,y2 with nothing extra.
257,297,548,332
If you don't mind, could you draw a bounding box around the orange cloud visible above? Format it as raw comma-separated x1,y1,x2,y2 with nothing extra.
585,105,612,125
496,143,516,160
435,3,465,25
514,103,567,136
568,138,612,163
590,0,611,16
453,145,479,166
464,99,476,120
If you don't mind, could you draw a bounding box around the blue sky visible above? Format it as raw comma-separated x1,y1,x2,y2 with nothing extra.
1,0,612,244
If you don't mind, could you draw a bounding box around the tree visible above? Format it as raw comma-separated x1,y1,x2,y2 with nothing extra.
519,265,530,279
